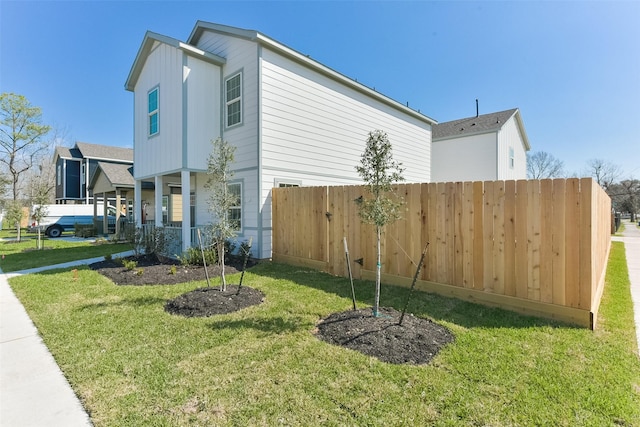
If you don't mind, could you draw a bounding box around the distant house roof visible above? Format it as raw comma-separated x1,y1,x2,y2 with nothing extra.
75,142,133,163
92,162,135,188
433,108,530,150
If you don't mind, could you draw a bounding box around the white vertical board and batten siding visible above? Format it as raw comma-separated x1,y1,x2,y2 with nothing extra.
185,56,221,170
134,42,184,178
497,116,527,180
431,133,497,182
193,30,262,254
193,31,260,172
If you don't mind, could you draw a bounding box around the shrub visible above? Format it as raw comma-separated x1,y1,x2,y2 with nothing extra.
178,246,217,266
122,259,138,271
168,265,177,275
104,254,112,262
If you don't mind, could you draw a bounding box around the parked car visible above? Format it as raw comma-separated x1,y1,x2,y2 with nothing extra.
28,204,117,237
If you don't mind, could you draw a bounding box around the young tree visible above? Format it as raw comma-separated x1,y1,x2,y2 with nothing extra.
0,93,51,201
204,137,237,291
355,130,405,317
526,151,565,179
4,200,24,241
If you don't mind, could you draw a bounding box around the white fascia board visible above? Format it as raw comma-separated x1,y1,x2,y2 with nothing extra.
512,109,531,151
125,31,226,92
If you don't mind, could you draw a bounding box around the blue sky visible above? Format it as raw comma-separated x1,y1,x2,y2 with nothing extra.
1,0,639,178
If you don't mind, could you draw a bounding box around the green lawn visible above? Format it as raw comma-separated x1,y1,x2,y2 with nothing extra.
8,242,640,426
0,237,131,272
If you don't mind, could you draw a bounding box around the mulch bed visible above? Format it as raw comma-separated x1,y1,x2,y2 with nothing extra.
315,307,455,365
164,285,265,317
89,254,249,286
91,255,454,364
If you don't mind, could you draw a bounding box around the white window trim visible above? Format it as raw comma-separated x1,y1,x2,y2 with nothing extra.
148,86,159,137
225,72,242,128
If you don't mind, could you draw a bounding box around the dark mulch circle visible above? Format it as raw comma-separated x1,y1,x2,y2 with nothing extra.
164,285,265,317
89,254,253,286
315,307,455,365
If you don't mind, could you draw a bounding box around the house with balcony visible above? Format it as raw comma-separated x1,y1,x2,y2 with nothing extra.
53,142,133,204
125,21,437,258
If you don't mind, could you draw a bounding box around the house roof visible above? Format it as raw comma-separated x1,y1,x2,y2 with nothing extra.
126,21,436,126
75,142,133,163
432,108,531,150
125,31,226,92
89,162,135,190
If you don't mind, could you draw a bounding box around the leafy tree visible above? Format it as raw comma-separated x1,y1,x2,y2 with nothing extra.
0,93,51,201
608,179,640,221
355,130,405,317
526,151,564,179
585,158,621,190
204,137,237,291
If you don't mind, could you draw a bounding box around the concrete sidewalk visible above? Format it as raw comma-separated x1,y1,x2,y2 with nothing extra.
0,251,133,427
615,219,640,352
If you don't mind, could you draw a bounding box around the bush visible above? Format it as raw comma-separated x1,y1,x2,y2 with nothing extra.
178,246,217,267
75,224,97,238
122,259,138,271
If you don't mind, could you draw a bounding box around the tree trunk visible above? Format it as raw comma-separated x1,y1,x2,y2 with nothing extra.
374,226,381,317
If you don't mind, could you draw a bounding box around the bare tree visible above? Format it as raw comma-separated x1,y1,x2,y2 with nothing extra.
526,151,565,179
608,179,640,221
585,159,621,190
0,93,51,201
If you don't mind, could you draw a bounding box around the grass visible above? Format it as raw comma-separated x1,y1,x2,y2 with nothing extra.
0,236,131,272
8,242,640,426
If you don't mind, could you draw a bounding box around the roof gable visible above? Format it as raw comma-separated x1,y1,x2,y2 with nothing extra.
75,142,133,163
89,162,135,193
433,108,530,150
125,31,226,92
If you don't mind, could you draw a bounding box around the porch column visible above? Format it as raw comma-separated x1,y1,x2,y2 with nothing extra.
102,192,108,236
181,170,191,253
134,180,142,228
115,189,122,237
155,175,163,227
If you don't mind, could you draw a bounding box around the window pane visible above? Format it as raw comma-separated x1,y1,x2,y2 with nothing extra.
227,100,241,126
226,74,241,100
149,113,158,135
148,89,158,113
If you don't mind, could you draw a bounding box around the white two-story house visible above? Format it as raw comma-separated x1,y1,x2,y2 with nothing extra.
431,108,530,182
125,21,437,258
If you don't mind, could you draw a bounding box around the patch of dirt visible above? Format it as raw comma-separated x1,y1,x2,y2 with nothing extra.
89,254,254,286
164,285,265,317
315,307,455,365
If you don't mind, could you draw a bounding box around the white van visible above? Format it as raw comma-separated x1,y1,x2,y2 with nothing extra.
29,204,117,237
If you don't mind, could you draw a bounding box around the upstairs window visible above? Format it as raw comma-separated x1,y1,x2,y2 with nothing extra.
148,87,159,136
225,73,242,127
509,147,515,169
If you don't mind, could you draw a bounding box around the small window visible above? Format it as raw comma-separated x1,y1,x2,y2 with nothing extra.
80,163,86,185
225,73,242,127
509,147,515,169
57,164,61,185
148,87,159,136
228,182,242,231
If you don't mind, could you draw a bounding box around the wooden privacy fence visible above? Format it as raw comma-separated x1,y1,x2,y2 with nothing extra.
272,178,612,329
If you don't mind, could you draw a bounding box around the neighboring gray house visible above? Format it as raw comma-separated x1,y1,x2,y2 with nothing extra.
53,142,133,204
431,108,531,182
125,21,437,258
